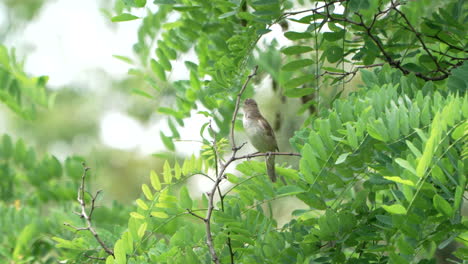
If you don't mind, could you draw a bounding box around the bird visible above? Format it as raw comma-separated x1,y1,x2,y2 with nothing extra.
243,98,279,182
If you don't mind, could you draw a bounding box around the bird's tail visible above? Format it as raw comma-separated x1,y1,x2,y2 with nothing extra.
266,155,276,182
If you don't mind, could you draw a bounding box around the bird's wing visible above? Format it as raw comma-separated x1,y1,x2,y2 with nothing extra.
257,117,279,151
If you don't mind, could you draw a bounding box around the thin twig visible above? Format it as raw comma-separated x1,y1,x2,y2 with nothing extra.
230,66,258,150
67,164,114,257
234,151,301,161
208,120,235,264
282,0,343,17
204,66,259,263
320,63,384,81
186,209,206,221
288,1,462,82
389,0,445,74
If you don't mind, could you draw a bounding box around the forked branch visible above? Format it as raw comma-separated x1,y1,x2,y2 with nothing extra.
64,163,114,258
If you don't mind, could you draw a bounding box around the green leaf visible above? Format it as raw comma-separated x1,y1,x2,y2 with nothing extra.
284,75,314,89
433,194,453,217
174,161,181,179
360,69,379,87
157,107,183,119
137,222,147,238
160,131,175,151
300,143,320,183
454,186,463,211
382,204,407,215
14,139,27,163
168,118,180,139
106,256,114,264
114,240,126,264
179,186,193,209
52,237,87,250
326,46,343,63
277,186,305,196
132,88,153,98
0,134,13,158
348,0,370,12
323,30,345,41
405,140,422,158
163,160,173,183
367,118,389,142
447,61,468,92
226,173,239,183
452,121,467,140
431,165,447,184
150,170,161,190
153,0,176,4
151,211,169,218
284,31,313,40
308,131,327,160
136,199,149,211
346,123,358,149
130,212,145,219
395,158,417,176
383,176,415,187
397,236,414,255
150,59,166,81
156,48,172,71
141,184,153,200
135,0,146,7
284,87,315,97
335,152,351,164
111,13,139,22
282,59,314,71
190,71,201,90
113,55,133,64
13,224,37,258
280,45,313,55
219,10,237,19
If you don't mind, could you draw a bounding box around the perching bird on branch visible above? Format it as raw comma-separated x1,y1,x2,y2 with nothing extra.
243,98,279,182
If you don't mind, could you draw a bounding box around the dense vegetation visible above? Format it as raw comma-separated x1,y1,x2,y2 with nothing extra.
0,0,467,263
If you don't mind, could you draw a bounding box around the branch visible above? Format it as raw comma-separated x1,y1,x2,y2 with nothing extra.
186,209,206,221
66,163,114,258
282,0,343,17
320,63,384,81
234,151,301,161
425,33,466,52
208,120,235,264
201,66,259,263
287,1,463,81
389,0,445,74
230,66,258,150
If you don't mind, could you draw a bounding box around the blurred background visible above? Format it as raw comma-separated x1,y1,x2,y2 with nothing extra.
0,0,322,219
0,0,302,205
1,0,174,203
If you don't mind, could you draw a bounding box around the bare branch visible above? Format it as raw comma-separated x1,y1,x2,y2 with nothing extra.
321,63,384,81
68,164,114,258
389,0,446,74
230,66,258,151
186,209,206,221
63,223,89,232
283,0,342,17
235,151,301,161
205,66,261,263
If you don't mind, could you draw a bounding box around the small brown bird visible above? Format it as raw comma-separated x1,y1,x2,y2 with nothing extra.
243,98,279,182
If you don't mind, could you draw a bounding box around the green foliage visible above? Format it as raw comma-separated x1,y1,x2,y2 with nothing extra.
2,0,467,263
52,0,467,262
0,133,90,262
0,45,51,120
